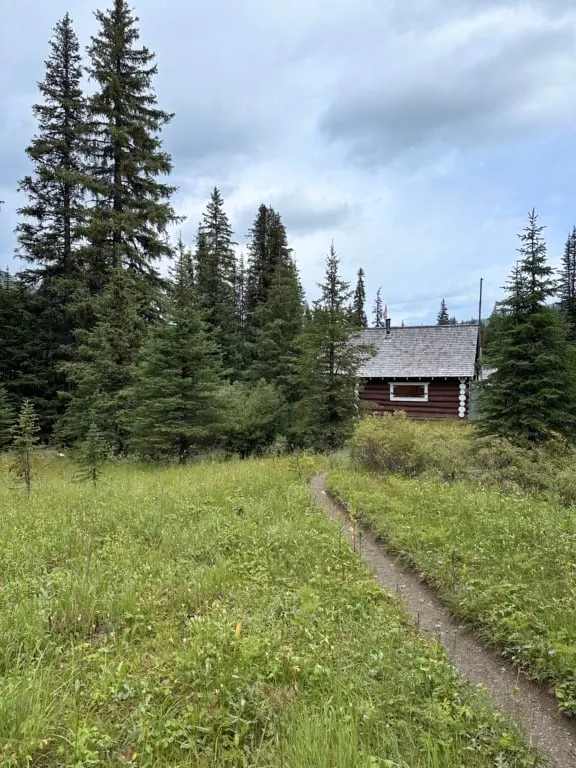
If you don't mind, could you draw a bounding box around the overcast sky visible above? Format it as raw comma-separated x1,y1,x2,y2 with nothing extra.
1,0,575,324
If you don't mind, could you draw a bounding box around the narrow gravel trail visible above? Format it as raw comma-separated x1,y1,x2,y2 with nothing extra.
311,472,576,768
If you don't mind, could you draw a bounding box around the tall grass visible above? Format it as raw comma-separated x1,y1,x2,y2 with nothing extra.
327,469,576,716
0,455,539,766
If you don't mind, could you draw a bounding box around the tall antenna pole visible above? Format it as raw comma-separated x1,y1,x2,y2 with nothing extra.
477,277,484,366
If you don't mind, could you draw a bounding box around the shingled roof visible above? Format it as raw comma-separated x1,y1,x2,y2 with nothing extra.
358,324,479,379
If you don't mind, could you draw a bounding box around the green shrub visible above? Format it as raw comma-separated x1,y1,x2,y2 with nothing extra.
349,413,427,476
349,414,471,480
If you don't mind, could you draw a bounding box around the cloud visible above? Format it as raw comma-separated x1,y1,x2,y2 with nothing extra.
1,0,576,324
319,6,576,165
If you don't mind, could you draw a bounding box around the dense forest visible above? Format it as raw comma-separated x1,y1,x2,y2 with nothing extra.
0,2,377,460
2,0,576,461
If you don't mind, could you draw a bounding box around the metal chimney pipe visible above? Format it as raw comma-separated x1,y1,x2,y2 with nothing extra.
385,318,391,335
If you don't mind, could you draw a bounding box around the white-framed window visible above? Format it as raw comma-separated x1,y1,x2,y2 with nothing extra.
389,382,429,402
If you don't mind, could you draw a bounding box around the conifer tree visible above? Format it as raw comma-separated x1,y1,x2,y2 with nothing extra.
352,268,367,328
245,205,292,330
11,400,40,494
15,14,89,433
373,288,384,327
16,13,87,279
295,244,374,449
478,210,576,444
76,423,108,486
437,298,450,325
195,188,240,375
248,259,305,402
83,0,178,305
59,269,145,452
125,249,223,463
0,385,15,450
559,226,576,341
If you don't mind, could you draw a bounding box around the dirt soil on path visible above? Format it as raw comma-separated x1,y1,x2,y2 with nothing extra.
311,472,576,768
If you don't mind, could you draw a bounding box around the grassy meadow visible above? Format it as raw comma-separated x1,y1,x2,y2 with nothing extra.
329,417,576,716
0,454,541,767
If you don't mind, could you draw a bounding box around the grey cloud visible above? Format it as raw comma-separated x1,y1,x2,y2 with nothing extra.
320,13,576,165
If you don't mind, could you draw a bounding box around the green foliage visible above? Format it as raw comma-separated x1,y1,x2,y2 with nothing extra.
437,298,450,325
195,188,242,376
245,204,292,335
60,269,146,452
352,268,367,328
0,456,539,766
349,414,470,480
559,226,576,341
295,245,375,450
373,287,384,328
75,423,108,486
220,380,286,457
0,385,15,450
10,400,40,494
84,0,177,301
328,467,576,716
125,255,223,463
478,210,576,444
248,259,305,402
14,14,88,434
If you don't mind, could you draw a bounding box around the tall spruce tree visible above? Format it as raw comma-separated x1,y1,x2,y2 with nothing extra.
295,244,374,450
59,268,145,452
16,13,87,279
83,0,177,304
245,205,292,331
352,268,367,328
195,188,241,375
373,287,384,327
15,14,89,434
125,249,222,462
437,298,450,325
478,210,576,444
559,226,576,341
248,258,305,403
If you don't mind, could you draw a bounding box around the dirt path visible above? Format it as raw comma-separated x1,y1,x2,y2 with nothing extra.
311,472,576,768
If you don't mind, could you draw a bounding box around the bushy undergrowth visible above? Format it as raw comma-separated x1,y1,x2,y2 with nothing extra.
327,470,576,716
0,456,539,767
349,413,576,505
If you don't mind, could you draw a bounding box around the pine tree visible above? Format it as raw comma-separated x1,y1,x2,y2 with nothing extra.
0,385,15,450
352,268,367,328
125,250,223,463
437,299,450,325
478,211,576,444
16,13,87,278
295,244,374,450
84,0,178,305
373,288,384,327
245,205,292,330
59,268,145,452
11,400,40,494
248,259,305,402
195,188,240,375
76,423,108,486
559,227,576,341
15,14,89,434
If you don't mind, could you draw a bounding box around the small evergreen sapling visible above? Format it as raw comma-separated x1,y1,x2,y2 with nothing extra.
0,385,15,450
11,400,40,494
76,423,108,486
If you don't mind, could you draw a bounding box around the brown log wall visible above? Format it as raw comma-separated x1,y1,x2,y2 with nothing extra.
360,378,468,420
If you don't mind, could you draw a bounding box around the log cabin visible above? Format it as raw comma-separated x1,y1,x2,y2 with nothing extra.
358,321,481,420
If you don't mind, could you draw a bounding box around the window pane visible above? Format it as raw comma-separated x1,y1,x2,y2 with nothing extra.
393,384,426,398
